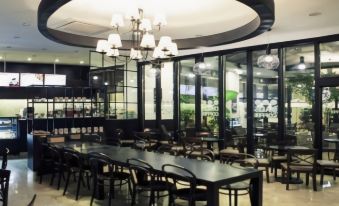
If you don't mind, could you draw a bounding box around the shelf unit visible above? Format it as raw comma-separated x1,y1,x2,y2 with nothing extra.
26,86,106,134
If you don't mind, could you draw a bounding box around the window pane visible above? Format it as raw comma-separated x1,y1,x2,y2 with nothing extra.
145,65,156,120
126,71,137,87
179,59,196,129
320,41,339,77
284,44,315,147
224,52,247,135
253,49,279,148
161,62,174,120
201,56,219,132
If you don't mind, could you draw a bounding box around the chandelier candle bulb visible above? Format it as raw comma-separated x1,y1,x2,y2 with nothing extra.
153,14,167,27
108,33,122,48
106,48,119,57
96,40,109,53
130,48,142,60
153,47,165,59
125,7,140,21
111,14,124,28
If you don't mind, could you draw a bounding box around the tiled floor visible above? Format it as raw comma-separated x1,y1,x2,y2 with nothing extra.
6,158,339,206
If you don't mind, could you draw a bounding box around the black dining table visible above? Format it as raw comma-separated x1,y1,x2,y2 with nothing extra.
53,141,263,206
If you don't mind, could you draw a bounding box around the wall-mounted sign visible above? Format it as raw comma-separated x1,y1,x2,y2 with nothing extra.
0,73,19,87
44,74,66,86
20,73,44,86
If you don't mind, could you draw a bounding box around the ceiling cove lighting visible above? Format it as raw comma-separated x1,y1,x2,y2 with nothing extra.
96,8,178,61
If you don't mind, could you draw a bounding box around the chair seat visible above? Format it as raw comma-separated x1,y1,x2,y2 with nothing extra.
281,163,313,172
245,158,270,166
173,188,207,201
317,160,339,167
222,181,249,190
219,148,239,155
272,155,287,161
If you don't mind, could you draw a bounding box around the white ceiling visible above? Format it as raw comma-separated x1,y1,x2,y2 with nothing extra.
0,0,339,65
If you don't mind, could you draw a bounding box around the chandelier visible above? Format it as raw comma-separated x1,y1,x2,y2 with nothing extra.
257,49,280,70
96,8,178,61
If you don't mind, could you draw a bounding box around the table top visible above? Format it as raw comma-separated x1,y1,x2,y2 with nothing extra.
268,145,309,151
53,141,261,187
324,138,339,143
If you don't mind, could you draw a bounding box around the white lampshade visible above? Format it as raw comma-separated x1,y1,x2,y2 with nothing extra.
96,40,109,53
111,14,124,28
125,7,140,21
152,47,165,59
108,33,122,48
140,18,152,31
130,48,142,60
166,42,178,56
140,33,155,48
153,14,167,27
106,48,119,57
158,36,172,51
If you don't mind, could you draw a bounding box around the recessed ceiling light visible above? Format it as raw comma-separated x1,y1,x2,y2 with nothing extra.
256,72,261,75
93,75,98,80
79,60,84,64
27,57,32,61
54,59,59,63
309,12,322,17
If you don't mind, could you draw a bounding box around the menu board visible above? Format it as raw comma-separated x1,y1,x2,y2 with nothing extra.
20,73,44,86
0,73,19,87
44,74,66,86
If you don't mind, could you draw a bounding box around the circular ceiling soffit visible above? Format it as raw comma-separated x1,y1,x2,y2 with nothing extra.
38,0,275,50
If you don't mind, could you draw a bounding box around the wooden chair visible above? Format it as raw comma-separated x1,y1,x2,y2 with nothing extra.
317,141,339,185
281,148,317,191
220,153,258,206
0,169,10,206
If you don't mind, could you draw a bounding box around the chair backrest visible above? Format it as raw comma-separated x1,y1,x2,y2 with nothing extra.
0,169,10,206
286,148,317,168
1,148,9,170
27,194,37,206
220,152,259,169
162,164,197,197
88,152,114,177
186,148,215,162
63,147,81,168
127,158,155,186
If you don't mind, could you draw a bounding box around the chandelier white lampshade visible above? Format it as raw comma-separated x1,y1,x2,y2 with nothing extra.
140,33,156,49
257,54,279,70
158,36,172,51
108,33,122,48
153,14,167,27
111,14,124,28
166,42,178,56
130,48,143,60
140,18,152,31
106,48,119,57
96,40,109,53
152,47,166,59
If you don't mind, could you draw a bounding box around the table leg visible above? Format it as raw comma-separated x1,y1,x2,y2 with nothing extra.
250,171,263,206
206,183,219,206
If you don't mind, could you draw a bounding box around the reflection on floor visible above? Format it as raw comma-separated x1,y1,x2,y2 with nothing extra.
6,159,339,206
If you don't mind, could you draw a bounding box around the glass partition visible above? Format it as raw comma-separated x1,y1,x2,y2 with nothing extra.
144,64,156,120
253,50,279,147
284,45,315,147
179,59,196,129
201,56,219,133
161,62,174,120
320,41,339,77
224,52,247,142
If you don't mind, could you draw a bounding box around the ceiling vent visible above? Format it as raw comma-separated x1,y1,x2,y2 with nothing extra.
54,20,111,36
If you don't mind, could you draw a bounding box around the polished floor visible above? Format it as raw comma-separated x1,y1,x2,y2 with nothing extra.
6,158,339,206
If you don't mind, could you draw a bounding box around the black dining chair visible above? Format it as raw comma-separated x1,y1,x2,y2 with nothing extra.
0,169,10,206
0,148,9,170
219,153,259,206
127,158,170,206
162,164,207,206
37,143,57,184
186,148,215,162
62,147,91,200
48,145,66,190
88,152,131,206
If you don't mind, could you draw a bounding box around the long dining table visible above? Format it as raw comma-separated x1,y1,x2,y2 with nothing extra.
53,141,263,206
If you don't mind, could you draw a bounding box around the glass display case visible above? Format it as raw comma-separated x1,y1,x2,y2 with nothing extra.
0,117,17,139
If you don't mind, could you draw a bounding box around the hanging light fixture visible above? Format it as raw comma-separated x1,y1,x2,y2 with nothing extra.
298,56,306,70
96,8,178,61
257,29,280,70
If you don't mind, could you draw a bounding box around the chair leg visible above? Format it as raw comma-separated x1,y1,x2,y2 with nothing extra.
265,166,270,183
131,185,136,205
306,173,309,186
234,190,238,206
333,168,337,181
76,171,82,200
312,172,317,191
57,170,63,190
50,169,56,186
286,170,290,190
320,167,324,185
90,178,97,206
86,172,90,190
228,189,232,206
63,171,71,196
